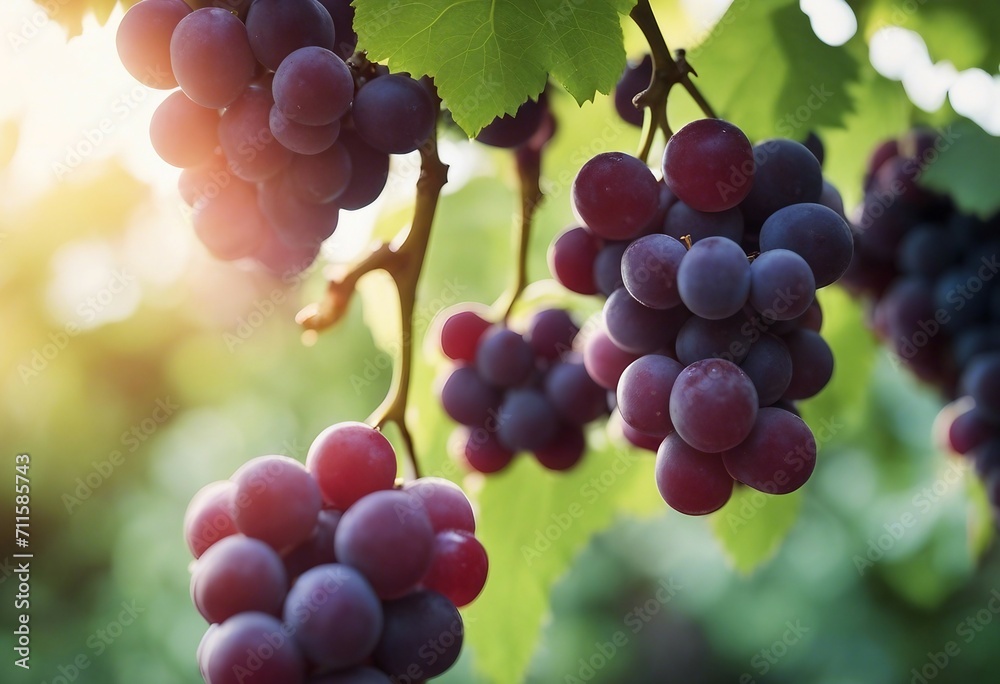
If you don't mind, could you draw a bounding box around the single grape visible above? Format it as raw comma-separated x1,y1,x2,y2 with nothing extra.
374,591,464,680
739,334,793,407
674,313,753,366
572,152,660,240
677,236,751,320
246,0,335,71
527,308,579,362
722,407,816,494
496,389,560,452
251,225,322,277
438,365,503,427
594,241,629,296
475,97,544,148
782,329,834,400
286,142,352,204
178,152,229,206
204,612,305,684
116,0,190,89
219,86,293,182
621,234,687,310
306,422,397,510
669,359,758,453
231,455,323,553
353,74,437,154
149,91,219,168
337,132,390,210
963,353,1000,421
545,361,608,425
548,226,602,295
655,433,734,515
436,305,493,364
316,0,358,59
740,139,823,228
614,54,652,127
170,8,256,108
184,480,238,558
533,423,586,471
454,427,515,474
273,46,353,126
191,535,287,623
282,509,340,581
192,180,269,261
475,327,535,388
612,409,666,452
818,179,846,219
617,354,683,436
759,203,854,288
603,288,678,354
257,175,339,247
269,106,341,155
421,530,488,607
402,477,476,533
663,201,744,245
583,327,642,390
748,249,816,320
662,118,754,212
801,131,825,166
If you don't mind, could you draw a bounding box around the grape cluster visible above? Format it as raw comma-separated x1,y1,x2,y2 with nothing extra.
434,305,610,474
841,130,1000,514
117,0,437,275
184,422,486,683
550,118,853,515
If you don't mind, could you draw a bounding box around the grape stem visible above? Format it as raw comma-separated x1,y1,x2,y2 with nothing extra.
298,99,449,479
494,145,544,321
629,0,717,163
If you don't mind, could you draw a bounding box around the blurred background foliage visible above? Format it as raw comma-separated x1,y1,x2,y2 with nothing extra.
2,0,1000,682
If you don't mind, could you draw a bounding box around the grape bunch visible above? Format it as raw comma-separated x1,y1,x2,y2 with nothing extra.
841,129,1000,515
549,118,854,515
434,305,610,474
184,422,486,683
116,0,437,275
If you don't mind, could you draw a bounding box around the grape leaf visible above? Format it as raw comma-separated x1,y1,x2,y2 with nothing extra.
709,486,802,574
918,119,1000,219
353,0,635,136
671,0,861,142
39,0,125,37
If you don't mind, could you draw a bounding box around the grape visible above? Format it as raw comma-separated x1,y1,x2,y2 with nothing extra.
184,480,238,558
864,139,900,189
654,433,734,515
613,410,666,451
334,490,435,598
604,288,684,354
269,105,341,155
116,0,190,89
282,509,340,580
402,477,476,533
286,143,352,204
421,530,488,607
178,152,229,206
759,203,854,288
475,97,544,148
674,313,753,365
231,456,322,552
337,132,390,210
306,422,397,510
438,365,502,426
192,180,269,261
722,407,816,494
374,591,463,680
594,241,629,296
974,439,1000,479
934,266,991,333
204,612,305,684
941,403,994,455
496,389,559,452
621,234,687,309
148,91,219,168
533,423,586,471
740,139,823,228
258,175,339,247
801,131,825,166
583,327,641,390
283,564,382,669
782,329,834,400
662,118,754,212
677,236,751,320
548,226,602,295
748,249,816,320
192,535,287,623
614,54,652,127
544,361,607,425
818,179,846,219
316,0,358,59
309,668,392,684
246,0,335,72
572,152,660,240
617,354,683,436
963,353,1000,420
663,201,744,245
669,359,758,453
526,308,579,362
476,327,535,387
797,298,823,333
437,306,493,363
353,75,437,154
739,334,793,406
455,428,515,473
170,8,256,108
953,325,1000,369
219,86,293,182
273,46,353,126
251,226,322,277
196,625,217,682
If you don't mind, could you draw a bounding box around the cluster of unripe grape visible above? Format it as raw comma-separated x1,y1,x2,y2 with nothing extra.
841,129,1000,516
117,0,438,275
548,110,853,515
184,422,486,683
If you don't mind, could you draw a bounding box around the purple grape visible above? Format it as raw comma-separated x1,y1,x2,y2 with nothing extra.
655,433,734,515
204,613,305,684
309,668,391,684
663,201,744,245
170,8,256,108
401,477,476,533
316,0,357,59
759,203,853,288
475,97,544,148
614,54,652,127
116,0,190,89
184,480,238,559
548,226,602,295
801,131,825,166
677,236,751,320
337,132,390,210
439,365,502,427
286,142,352,204
269,105,341,155
191,535,287,623
374,591,464,680
662,118,754,212
621,234,687,309
963,353,1000,421
740,139,823,228
617,354,684,436
231,455,323,553
273,46,353,126
739,334,793,406
219,86,293,182
669,359,758,453
604,288,688,354
497,389,560,452
533,423,586,471
583,328,642,390
722,407,816,494
421,530,488,606
353,74,437,154
455,428,515,474
782,329,834,400
475,327,535,388
282,509,340,581
748,249,815,321
258,176,340,247
149,90,218,168
944,404,995,455
594,241,629,296
817,179,846,219
544,361,608,425
246,0,335,71
192,180,269,260
526,308,579,362
674,313,754,365
306,421,397,510
436,306,492,364
572,152,660,240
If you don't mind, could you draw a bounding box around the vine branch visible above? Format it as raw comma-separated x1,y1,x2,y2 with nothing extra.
629,0,717,162
494,144,544,320
297,101,448,479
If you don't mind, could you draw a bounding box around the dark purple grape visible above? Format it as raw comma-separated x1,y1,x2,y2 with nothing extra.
594,241,629,296
149,91,218,168
527,308,579,362
945,404,995,455
316,0,357,59
548,226,602,295
572,152,660,240
677,236,751,320
205,612,305,684
655,433,734,515
475,97,544,148
613,410,665,451
934,266,991,334
374,591,463,680
817,179,846,219
436,305,492,364
421,530,488,607
335,490,435,598
533,423,586,471
170,8,256,108
758,202,854,288
669,358,758,453
283,564,382,669
614,54,652,127
353,74,437,154
782,329,834,400
604,288,679,354
192,180,269,260
897,224,956,277
192,535,287,623
438,365,502,427
251,226,322,276
583,328,642,390
219,86,293,182
286,142,352,203
617,354,684,436
674,313,754,365
545,361,607,425
185,480,238,559
662,118,754,212
306,421,397,510
401,477,476,533
116,0,190,89
953,325,1000,369
663,201,744,245
273,46,353,125
269,105,341,155
337,132,390,210
740,334,792,406
455,428,515,473
258,176,340,247
476,327,534,387
801,131,824,166
740,139,823,228
748,249,816,320
497,389,560,452
621,234,686,309
231,456,322,553
722,407,816,494
282,509,340,580
963,353,1000,421
246,0,335,71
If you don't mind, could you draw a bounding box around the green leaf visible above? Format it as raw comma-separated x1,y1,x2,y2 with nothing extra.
709,486,802,574
919,119,1000,219
671,0,861,142
353,0,635,135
